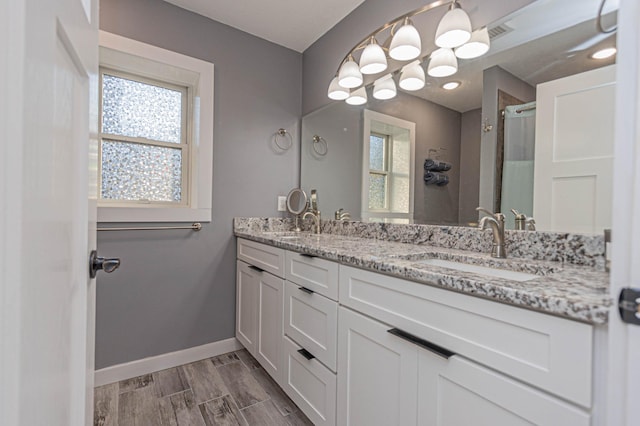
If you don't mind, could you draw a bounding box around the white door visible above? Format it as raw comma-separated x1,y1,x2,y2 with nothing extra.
533,65,616,233
0,0,98,425
236,261,260,354
337,307,417,426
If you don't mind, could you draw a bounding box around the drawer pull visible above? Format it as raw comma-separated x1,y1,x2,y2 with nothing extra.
300,253,317,259
387,328,455,360
297,348,316,361
299,286,315,294
248,265,265,273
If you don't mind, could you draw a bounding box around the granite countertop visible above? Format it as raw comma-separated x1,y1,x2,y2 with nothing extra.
234,229,612,325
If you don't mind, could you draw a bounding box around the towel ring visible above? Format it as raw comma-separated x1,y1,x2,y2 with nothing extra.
274,128,293,151
312,135,328,156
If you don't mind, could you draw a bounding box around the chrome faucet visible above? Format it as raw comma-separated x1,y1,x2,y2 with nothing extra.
477,207,506,258
303,189,322,234
511,209,536,231
334,208,351,221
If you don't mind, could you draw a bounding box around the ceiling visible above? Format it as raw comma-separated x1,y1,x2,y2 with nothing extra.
162,0,366,52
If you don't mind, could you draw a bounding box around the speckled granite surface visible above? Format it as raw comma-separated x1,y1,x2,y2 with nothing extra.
234,218,611,324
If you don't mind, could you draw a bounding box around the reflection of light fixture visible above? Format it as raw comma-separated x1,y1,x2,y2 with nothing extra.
442,81,460,90
591,47,617,59
455,27,490,59
328,76,350,100
327,0,487,104
360,37,388,74
346,86,368,105
373,74,397,100
399,61,425,91
435,1,472,48
428,48,458,77
389,17,422,61
338,55,363,88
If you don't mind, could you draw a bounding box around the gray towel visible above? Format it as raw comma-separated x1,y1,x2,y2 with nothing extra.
424,172,449,186
424,158,452,172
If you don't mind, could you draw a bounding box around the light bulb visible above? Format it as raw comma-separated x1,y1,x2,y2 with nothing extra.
338,56,363,88
435,2,472,48
360,37,387,74
373,75,397,100
399,61,425,91
428,48,458,77
389,18,422,61
455,27,490,59
346,86,367,105
328,76,350,100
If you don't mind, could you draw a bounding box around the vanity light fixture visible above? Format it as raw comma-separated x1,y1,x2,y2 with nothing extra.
389,17,422,61
591,47,617,59
428,48,458,77
327,0,489,104
454,26,490,59
328,76,350,100
435,1,472,48
373,74,397,100
346,86,368,105
360,37,388,74
338,55,363,88
442,81,460,90
399,61,426,91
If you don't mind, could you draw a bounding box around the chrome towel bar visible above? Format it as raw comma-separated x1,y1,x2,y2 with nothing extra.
97,222,202,232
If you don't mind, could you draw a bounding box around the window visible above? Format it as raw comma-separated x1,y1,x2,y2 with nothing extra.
362,110,415,223
98,31,214,222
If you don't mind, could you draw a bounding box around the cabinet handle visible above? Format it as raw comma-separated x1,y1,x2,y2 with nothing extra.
248,265,264,273
297,348,315,361
300,253,317,259
387,328,455,360
299,286,314,294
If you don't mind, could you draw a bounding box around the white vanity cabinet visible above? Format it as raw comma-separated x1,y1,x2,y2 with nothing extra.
235,238,597,426
236,239,286,384
337,265,593,426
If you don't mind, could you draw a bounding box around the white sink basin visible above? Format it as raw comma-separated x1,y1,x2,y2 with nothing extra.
417,258,539,282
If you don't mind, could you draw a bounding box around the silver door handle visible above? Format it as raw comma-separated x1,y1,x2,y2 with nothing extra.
89,250,121,278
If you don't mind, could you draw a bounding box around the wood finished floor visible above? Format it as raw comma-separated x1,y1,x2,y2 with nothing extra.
94,349,313,426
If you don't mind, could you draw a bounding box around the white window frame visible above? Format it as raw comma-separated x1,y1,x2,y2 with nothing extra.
361,109,415,223
97,31,213,223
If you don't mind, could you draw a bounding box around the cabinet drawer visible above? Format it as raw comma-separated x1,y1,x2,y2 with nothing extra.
237,238,285,278
284,281,338,372
285,251,339,300
283,336,336,426
339,265,593,408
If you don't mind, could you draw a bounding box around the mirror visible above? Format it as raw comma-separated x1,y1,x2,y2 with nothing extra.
286,188,308,232
301,0,618,234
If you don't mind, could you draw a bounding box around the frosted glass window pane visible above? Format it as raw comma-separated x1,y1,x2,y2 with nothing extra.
102,74,183,143
101,140,182,202
392,138,410,174
369,173,387,210
391,176,410,213
369,134,386,170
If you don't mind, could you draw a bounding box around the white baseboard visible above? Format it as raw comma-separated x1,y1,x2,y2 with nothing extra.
94,337,243,387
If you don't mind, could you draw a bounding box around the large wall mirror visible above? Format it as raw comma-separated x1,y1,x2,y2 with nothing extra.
301,0,617,234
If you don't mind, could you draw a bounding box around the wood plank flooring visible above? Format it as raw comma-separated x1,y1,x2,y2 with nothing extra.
94,349,313,426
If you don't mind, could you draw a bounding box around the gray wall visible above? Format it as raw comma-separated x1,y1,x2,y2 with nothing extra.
478,66,535,214
459,108,482,224
96,0,301,369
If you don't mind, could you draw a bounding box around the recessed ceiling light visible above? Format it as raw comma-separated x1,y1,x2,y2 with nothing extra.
591,47,617,60
442,81,461,90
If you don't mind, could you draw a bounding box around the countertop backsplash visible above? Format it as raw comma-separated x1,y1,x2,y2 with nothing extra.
233,217,606,271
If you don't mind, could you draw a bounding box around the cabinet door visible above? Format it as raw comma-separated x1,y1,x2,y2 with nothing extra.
417,350,591,426
236,260,259,354
337,307,417,426
256,270,284,384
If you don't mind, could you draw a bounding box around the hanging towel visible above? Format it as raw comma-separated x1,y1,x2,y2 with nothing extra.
424,171,449,186
424,158,452,171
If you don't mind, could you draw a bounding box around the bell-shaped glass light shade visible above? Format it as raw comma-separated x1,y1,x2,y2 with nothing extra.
435,4,472,48
389,18,422,61
428,48,458,77
455,27,490,59
360,37,387,74
338,56,363,88
328,76,350,100
373,74,397,100
346,86,368,105
399,61,425,91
